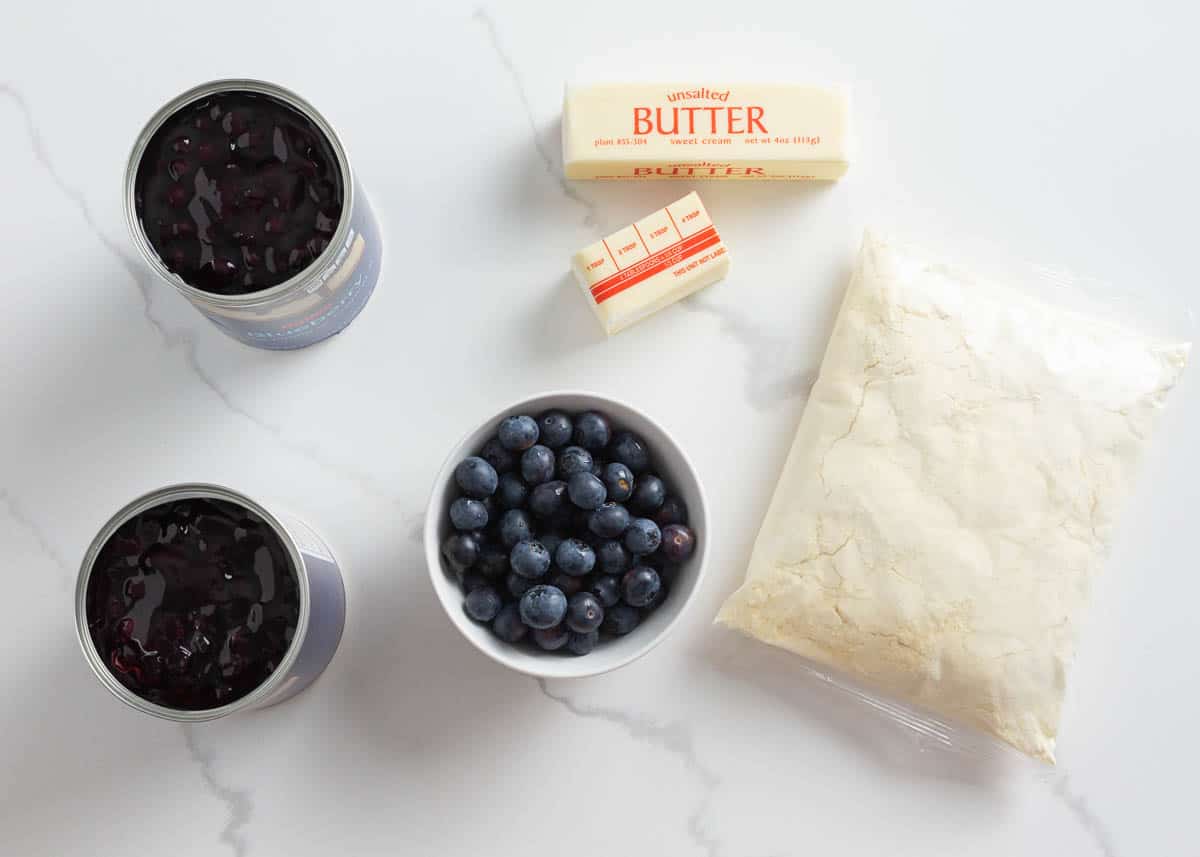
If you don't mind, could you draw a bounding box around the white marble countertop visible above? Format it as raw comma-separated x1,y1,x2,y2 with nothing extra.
3,2,1198,855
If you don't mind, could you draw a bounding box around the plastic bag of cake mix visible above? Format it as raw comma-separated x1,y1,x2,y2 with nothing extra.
717,231,1190,763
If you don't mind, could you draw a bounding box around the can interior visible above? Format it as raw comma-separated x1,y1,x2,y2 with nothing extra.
75,484,311,722
123,79,355,309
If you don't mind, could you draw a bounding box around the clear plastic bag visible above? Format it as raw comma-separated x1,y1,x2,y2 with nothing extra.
716,230,1192,764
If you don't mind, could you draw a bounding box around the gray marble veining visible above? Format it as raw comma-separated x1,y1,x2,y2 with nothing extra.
0,489,72,583
679,296,818,411
183,727,255,857
1048,772,1119,857
474,7,606,233
537,678,723,857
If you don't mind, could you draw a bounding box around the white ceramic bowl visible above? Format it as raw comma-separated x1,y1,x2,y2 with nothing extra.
425,391,709,679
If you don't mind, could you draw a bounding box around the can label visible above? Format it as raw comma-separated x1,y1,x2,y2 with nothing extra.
199,178,382,350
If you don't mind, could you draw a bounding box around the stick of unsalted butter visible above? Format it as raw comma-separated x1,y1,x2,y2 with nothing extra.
563,83,849,180
571,192,730,335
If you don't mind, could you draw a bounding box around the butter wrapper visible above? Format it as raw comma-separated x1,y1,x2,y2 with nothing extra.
563,83,849,181
570,192,729,335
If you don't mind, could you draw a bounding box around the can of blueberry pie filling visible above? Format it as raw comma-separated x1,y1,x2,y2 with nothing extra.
123,79,382,350
74,484,346,721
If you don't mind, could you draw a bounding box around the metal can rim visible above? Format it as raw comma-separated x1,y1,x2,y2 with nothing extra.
122,78,357,310
74,482,314,722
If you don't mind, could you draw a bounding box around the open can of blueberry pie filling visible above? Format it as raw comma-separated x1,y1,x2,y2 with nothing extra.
74,484,346,721
124,79,382,349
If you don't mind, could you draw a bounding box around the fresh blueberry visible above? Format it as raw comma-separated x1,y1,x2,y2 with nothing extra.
464,586,503,622
624,518,662,555
538,411,574,449
641,579,669,612
589,574,621,608
567,630,599,655
595,539,631,575
496,472,529,510
480,437,515,474
557,446,594,479
588,502,630,539
454,456,498,498
529,480,568,518
519,584,568,629
499,509,534,547
567,472,607,510
492,603,528,642
573,411,611,450
660,524,696,562
602,604,640,636
441,532,480,573
507,571,535,598
533,624,570,651
566,592,605,634
554,538,596,576
621,566,661,607
476,545,509,579
607,431,650,474
628,474,666,515
498,415,539,451
449,497,489,531
521,445,556,485
602,462,635,502
549,571,584,597
510,539,551,578
652,496,689,527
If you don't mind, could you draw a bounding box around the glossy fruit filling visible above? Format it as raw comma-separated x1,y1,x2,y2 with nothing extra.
134,90,344,295
85,496,301,710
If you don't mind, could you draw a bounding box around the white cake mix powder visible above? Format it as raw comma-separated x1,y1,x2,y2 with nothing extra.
717,232,1190,762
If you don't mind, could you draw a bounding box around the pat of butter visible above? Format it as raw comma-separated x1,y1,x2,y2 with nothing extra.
563,83,849,181
571,192,730,335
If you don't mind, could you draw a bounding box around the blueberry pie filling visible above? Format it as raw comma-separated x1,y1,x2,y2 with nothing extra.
84,497,301,710
134,90,344,295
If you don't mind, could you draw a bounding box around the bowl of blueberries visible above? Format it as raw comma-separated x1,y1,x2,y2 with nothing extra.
425,391,708,679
